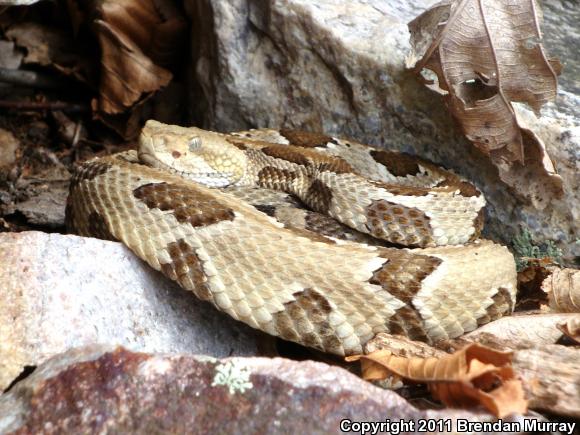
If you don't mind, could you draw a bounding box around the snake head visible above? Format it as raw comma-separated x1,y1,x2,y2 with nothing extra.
138,120,247,187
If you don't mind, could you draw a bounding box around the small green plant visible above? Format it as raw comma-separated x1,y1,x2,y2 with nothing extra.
512,228,563,271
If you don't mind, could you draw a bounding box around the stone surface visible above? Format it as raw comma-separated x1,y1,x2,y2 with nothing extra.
0,41,23,70
0,232,266,391
0,143,70,230
4,170,70,228
0,346,530,434
185,0,579,264
0,128,18,168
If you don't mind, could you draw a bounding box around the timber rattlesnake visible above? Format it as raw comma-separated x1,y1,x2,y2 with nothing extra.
66,120,516,356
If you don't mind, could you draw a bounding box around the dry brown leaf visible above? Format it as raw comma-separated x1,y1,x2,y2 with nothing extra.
362,334,447,389
64,0,186,137
347,343,527,417
96,0,187,69
5,22,92,83
557,316,580,344
94,19,172,114
542,268,580,313
364,333,446,358
6,22,59,66
407,0,562,208
492,123,562,209
446,313,580,351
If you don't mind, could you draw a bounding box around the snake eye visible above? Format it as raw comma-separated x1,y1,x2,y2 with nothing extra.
189,137,202,152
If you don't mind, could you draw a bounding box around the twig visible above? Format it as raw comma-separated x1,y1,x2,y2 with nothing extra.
0,100,89,113
71,120,83,147
0,67,70,89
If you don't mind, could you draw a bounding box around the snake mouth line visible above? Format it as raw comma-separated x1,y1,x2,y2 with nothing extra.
138,149,234,188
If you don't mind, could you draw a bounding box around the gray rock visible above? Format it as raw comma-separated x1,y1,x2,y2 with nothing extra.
185,0,579,263
0,232,266,391
2,158,70,229
0,345,530,434
542,0,580,96
5,184,68,228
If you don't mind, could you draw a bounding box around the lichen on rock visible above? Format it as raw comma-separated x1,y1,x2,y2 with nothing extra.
211,360,253,394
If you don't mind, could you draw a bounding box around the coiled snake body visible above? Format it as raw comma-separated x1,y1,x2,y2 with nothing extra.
66,121,516,356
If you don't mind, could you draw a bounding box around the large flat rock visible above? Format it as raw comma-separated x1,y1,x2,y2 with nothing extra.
0,345,531,434
0,232,266,391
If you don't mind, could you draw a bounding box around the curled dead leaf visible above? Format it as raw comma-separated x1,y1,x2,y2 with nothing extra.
448,313,579,351
65,0,187,137
407,0,562,207
94,0,187,70
557,316,580,344
347,343,527,418
362,334,448,389
94,19,172,114
5,22,92,83
542,268,580,313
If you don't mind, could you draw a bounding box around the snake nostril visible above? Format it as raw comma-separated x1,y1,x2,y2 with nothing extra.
172,151,181,159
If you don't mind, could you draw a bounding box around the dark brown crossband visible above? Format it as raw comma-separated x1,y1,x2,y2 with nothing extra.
272,288,342,353
304,179,334,214
372,249,442,341
160,239,213,301
279,129,335,148
370,150,421,177
133,182,235,227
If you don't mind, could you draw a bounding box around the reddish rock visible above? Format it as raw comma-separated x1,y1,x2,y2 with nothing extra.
0,346,529,434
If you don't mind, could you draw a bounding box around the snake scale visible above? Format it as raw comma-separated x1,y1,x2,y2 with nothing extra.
66,120,517,356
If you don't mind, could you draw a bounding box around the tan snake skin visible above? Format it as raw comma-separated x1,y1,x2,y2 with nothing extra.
66,121,517,356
